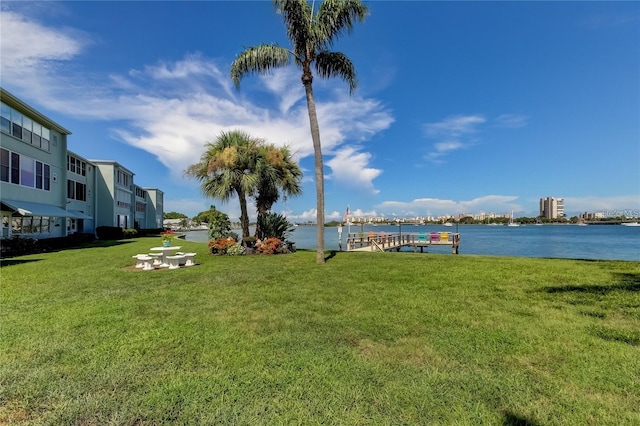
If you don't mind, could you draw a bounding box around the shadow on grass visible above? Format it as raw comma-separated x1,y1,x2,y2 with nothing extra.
543,273,640,294
325,250,338,262
0,258,43,267
502,411,541,426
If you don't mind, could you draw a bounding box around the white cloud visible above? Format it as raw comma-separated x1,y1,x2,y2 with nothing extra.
494,114,528,128
424,115,485,138
325,146,382,194
423,113,528,163
378,195,523,217
0,9,394,197
0,9,89,97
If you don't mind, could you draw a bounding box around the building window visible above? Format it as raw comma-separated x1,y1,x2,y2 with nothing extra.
22,116,32,144
67,155,87,176
0,103,10,134
0,148,50,191
20,156,35,187
35,161,43,189
136,201,146,213
0,101,52,152
67,179,87,201
44,164,50,190
11,110,22,139
10,152,19,184
0,148,8,182
116,170,130,187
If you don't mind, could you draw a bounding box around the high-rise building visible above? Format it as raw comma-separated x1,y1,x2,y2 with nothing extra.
540,197,565,219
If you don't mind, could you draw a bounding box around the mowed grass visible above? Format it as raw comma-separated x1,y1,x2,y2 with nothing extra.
1,237,639,425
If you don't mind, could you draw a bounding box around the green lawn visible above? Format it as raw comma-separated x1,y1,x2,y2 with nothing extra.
1,237,639,425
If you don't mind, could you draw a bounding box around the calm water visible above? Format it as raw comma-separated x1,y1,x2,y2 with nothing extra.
184,224,640,261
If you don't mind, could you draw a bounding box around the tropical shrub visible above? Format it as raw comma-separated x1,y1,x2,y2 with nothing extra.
226,243,246,256
257,213,295,242
255,237,290,255
208,238,237,255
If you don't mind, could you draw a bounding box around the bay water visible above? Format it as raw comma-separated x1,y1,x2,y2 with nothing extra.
184,224,639,261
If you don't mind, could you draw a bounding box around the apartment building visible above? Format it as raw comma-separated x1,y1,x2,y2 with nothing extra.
0,88,163,240
539,196,565,219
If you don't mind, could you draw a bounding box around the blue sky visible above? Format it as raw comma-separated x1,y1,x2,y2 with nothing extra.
2,1,639,221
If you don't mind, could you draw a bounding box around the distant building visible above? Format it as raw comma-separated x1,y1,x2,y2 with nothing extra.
1,87,163,240
540,197,565,219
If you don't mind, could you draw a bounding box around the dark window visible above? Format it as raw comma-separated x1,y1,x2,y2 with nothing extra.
12,123,22,139
36,161,43,189
0,148,9,182
10,152,19,184
67,179,75,199
76,182,86,201
43,164,50,190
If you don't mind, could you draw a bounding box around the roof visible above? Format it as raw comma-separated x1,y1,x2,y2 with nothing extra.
0,87,72,135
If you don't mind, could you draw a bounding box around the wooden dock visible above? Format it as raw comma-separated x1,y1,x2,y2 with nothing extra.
346,231,460,254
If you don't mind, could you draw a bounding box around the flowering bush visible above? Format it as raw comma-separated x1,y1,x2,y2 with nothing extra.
209,237,237,255
226,243,246,256
160,229,175,244
255,237,290,255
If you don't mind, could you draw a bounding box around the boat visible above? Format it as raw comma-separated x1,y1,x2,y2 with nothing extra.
621,222,640,227
507,210,520,227
443,222,453,227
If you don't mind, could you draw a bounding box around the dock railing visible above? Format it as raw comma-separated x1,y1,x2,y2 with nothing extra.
346,232,460,254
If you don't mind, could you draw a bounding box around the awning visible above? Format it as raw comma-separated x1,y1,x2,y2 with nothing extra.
0,199,74,217
68,210,93,220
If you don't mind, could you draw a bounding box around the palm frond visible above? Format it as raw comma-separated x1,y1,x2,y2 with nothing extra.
230,44,291,88
315,51,357,93
274,0,314,56
316,0,368,47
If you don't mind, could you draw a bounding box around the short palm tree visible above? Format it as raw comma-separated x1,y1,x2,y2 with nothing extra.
185,130,261,239
230,0,368,264
254,144,302,239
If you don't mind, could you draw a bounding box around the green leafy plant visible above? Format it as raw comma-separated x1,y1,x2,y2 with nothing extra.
257,213,294,242
226,243,246,256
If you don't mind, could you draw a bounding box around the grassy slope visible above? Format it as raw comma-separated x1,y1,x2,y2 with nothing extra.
1,237,639,425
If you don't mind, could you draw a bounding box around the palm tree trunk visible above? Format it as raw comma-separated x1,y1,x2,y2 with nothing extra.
237,189,250,239
302,75,325,264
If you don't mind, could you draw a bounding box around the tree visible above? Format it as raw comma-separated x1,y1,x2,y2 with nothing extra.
230,0,368,264
192,206,235,240
254,144,302,239
185,130,261,239
164,211,188,219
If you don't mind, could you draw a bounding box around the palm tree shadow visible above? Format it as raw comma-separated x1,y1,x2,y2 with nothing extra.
543,272,640,294
325,250,338,262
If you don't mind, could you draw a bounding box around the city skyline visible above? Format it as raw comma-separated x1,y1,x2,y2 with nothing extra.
1,1,638,221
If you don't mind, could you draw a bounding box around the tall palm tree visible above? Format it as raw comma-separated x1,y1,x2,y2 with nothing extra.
185,130,261,239
230,0,368,264
254,144,302,239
